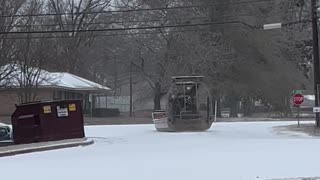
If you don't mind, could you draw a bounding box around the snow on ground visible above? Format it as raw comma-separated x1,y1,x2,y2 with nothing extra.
0,121,319,180
268,178,320,180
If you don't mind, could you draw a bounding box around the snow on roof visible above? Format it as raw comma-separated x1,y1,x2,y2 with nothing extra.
0,64,110,92
172,75,204,79
175,81,196,85
50,72,110,91
0,64,51,86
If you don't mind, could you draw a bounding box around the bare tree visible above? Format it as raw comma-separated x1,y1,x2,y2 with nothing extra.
111,0,202,110
203,0,312,116
0,0,26,86
46,0,112,75
10,0,53,103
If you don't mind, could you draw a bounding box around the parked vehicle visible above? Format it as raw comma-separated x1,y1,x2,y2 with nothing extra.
0,123,12,141
221,110,231,118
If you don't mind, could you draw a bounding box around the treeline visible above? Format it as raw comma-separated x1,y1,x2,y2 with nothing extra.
0,0,313,116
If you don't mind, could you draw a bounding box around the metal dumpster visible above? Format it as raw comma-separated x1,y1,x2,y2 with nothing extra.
11,100,85,144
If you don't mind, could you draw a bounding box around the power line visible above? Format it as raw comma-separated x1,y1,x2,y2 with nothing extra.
1,28,218,40
7,13,257,29
8,20,290,40
283,19,311,26
0,18,309,36
0,0,282,18
0,20,243,35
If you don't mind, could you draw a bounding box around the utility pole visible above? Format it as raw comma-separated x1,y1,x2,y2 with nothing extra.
129,62,133,117
312,0,320,127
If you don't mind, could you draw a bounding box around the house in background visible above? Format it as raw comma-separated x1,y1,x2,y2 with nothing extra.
0,65,110,116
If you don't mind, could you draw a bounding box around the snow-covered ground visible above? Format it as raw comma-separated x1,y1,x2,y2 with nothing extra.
0,121,319,180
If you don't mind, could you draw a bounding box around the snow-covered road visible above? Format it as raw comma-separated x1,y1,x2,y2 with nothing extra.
0,122,319,180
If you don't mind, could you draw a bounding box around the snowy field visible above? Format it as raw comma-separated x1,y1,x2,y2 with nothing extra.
0,121,320,180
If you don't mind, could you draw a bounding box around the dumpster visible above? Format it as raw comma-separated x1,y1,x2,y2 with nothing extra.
11,100,85,144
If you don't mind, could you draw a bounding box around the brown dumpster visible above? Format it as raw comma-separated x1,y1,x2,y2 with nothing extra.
11,100,85,144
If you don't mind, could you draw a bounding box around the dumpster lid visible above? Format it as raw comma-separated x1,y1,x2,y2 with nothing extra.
16,100,81,107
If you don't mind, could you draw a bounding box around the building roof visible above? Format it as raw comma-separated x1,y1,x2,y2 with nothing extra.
0,64,110,92
172,75,205,80
50,72,110,91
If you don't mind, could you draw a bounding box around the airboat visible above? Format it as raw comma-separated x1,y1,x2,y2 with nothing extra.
152,76,213,132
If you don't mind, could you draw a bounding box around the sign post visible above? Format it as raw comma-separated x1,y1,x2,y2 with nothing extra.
292,93,304,127
297,105,300,127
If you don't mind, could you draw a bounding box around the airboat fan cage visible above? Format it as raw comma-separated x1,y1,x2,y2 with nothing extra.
152,75,213,132
171,76,212,119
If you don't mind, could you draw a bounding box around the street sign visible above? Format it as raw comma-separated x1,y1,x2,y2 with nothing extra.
263,23,282,30
292,90,303,94
293,94,304,106
314,107,320,113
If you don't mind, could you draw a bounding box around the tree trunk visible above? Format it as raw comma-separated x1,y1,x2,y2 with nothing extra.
217,98,222,117
243,97,252,117
230,96,239,117
153,82,161,110
284,96,291,118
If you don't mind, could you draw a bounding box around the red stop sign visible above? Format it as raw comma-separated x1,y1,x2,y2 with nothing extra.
293,94,304,106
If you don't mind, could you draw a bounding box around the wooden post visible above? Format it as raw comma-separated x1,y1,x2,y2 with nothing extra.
207,97,210,121
130,63,133,117
105,94,108,109
312,0,320,127
195,82,198,111
297,105,300,127
183,84,186,111
89,94,93,117
214,100,217,122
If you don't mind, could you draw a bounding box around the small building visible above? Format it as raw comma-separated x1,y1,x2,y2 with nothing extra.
0,65,110,116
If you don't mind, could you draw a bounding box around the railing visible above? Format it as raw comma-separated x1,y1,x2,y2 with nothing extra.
152,111,166,120
176,111,203,119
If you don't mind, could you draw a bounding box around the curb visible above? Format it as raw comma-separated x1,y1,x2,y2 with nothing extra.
0,138,94,158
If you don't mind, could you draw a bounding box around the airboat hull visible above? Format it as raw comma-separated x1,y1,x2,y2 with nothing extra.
153,117,213,132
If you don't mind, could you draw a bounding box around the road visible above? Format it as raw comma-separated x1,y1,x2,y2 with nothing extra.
0,115,315,125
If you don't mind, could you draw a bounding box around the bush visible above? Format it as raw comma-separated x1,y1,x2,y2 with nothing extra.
92,108,120,117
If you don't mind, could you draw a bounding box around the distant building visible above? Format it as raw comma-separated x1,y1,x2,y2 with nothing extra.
0,65,110,116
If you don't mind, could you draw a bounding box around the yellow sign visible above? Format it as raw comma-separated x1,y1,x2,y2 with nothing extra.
43,105,51,114
68,104,76,112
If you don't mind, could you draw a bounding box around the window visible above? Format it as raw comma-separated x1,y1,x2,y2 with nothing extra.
53,90,62,100
64,91,70,99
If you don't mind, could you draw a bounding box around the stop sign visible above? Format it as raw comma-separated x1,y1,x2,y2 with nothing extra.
293,94,304,106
